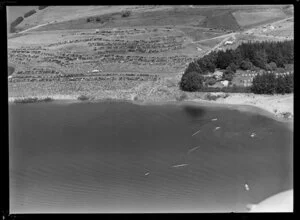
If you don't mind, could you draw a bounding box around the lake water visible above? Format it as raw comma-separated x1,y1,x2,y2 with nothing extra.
9,101,293,213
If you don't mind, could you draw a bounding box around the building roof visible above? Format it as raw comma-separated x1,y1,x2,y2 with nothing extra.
225,41,233,45
221,80,229,86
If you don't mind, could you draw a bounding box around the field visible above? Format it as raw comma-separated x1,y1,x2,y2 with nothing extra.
197,36,228,49
12,6,128,32
179,27,225,41
201,11,241,31
7,5,294,101
233,8,287,28
8,26,195,76
6,6,38,33
251,18,294,39
17,7,208,32
16,6,288,33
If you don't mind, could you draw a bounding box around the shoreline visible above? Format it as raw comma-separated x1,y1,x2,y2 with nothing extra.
8,92,294,126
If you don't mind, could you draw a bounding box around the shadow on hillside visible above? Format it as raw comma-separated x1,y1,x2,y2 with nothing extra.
8,65,15,76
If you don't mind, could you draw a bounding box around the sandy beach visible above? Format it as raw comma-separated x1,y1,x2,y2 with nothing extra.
9,91,293,122
190,93,293,121
211,93,293,118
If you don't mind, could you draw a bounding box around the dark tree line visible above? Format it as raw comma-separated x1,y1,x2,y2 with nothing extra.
10,16,24,33
10,8,41,33
180,40,294,93
87,15,111,23
184,40,293,76
24,9,36,18
238,40,293,69
251,73,293,94
180,71,204,92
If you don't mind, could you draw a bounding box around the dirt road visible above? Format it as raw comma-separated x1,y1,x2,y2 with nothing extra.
17,21,55,34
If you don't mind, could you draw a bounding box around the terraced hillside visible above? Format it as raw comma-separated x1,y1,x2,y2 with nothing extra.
7,5,294,101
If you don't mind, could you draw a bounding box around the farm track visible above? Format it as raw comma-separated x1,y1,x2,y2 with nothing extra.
202,33,236,55
194,32,235,43
201,16,292,55
17,21,56,34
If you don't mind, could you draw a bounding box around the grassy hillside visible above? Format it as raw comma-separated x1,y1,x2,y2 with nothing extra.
6,6,37,24
13,6,132,32
202,11,240,31
7,5,294,100
32,7,208,31
7,6,38,33
179,27,225,41
233,8,287,28
10,5,291,33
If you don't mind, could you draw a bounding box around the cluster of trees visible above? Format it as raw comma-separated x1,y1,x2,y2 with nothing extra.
10,9,38,32
251,73,293,94
184,40,293,77
180,40,294,92
24,9,36,18
87,15,110,23
216,40,293,71
10,7,48,33
180,71,204,92
10,16,24,33
180,71,294,94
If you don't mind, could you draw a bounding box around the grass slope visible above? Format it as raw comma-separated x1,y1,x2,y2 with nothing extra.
7,5,293,103
33,7,208,31
6,6,37,25
14,6,130,32
233,8,287,28
12,5,290,33
201,11,241,31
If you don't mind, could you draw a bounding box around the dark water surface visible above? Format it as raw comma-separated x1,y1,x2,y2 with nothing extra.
9,101,293,213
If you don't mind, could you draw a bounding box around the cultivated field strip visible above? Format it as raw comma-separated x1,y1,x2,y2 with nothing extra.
8,44,193,74
9,71,160,83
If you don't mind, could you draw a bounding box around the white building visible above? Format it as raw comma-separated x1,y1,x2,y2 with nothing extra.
221,80,229,87
92,69,99,73
224,41,233,45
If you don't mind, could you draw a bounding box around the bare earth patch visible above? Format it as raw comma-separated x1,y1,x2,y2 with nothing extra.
199,93,294,120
